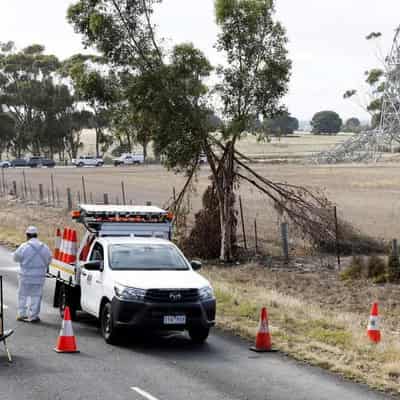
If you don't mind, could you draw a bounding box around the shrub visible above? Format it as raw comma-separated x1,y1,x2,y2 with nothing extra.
387,252,400,283
366,255,386,279
339,256,365,281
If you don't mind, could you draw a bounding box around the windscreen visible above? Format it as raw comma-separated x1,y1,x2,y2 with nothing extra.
109,244,189,271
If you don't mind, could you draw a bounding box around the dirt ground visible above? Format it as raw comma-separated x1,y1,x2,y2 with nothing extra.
2,161,400,246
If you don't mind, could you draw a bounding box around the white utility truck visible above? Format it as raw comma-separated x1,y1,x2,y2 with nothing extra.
113,153,144,166
48,204,215,344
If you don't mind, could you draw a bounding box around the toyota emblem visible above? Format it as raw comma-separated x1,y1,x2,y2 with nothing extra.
169,292,182,301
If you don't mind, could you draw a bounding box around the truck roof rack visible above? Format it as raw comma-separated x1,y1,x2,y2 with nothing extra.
72,204,172,226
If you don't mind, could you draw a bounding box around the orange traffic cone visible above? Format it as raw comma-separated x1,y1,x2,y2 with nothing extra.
367,302,381,344
53,228,61,260
69,230,78,264
59,228,68,263
54,306,79,353
250,307,273,352
62,228,73,263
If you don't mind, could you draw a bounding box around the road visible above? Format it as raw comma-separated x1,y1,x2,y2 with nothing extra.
0,246,394,400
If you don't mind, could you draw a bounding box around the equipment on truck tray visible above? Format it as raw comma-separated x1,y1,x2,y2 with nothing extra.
0,276,13,362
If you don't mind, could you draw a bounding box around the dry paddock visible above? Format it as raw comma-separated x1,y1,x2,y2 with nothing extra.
2,162,400,245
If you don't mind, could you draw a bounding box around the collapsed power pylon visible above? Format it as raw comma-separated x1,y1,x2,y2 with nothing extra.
311,25,400,164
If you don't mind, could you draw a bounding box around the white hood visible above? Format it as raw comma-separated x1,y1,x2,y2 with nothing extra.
112,269,210,290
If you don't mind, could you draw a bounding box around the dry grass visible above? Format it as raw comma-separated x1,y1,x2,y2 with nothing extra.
2,199,400,393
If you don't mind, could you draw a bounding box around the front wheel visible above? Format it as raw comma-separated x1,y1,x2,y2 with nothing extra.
188,327,210,344
101,302,120,345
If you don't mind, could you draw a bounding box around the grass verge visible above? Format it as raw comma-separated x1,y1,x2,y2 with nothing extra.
1,198,400,394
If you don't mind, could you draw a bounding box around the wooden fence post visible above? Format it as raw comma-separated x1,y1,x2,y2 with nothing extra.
239,196,247,250
103,193,109,205
254,219,258,254
77,191,81,204
51,174,55,204
121,181,126,205
12,181,17,197
281,222,289,263
22,169,27,198
66,188,72,211
333,206,341,270
1,168,5,194
81,176,87,203
39,184,44,203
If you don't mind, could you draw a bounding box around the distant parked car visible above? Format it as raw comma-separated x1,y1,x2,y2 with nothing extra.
11,158,28,167
199,153,207,164
113,153,144,166
28,156,56,168
72,155,104,167
0,160,11,168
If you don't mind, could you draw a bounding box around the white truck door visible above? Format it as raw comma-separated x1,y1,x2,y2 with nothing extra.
81,241,105,316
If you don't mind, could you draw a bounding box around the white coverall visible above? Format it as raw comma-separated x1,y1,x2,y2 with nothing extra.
13,238,52,319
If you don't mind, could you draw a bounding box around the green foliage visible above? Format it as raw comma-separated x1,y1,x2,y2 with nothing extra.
339,256,365,281
366,255,386,279
215,0,291,136
387,252,400,283
311,111,342,135
343,117,361,133
264,112,299,136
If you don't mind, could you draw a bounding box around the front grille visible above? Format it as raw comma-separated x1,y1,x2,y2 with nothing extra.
145,289,199,303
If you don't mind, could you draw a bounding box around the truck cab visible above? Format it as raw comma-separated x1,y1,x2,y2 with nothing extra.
49,205,215,345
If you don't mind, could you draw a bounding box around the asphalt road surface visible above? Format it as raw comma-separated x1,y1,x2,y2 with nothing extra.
0,246,395,400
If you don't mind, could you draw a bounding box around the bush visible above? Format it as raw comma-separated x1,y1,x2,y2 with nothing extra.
366,255,386,279
182,185,237,259
339,256,365,281
387,253,400,283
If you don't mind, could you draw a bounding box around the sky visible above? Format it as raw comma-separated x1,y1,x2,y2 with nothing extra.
0,0,399,122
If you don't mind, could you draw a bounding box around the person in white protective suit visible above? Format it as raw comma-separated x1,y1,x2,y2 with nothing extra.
13,226,52,323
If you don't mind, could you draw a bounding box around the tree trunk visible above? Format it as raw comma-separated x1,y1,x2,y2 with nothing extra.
219,142,235,262
95,128,100,158
142,139,148,162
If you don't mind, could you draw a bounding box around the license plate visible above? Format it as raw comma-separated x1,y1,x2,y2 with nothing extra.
163,315,186,325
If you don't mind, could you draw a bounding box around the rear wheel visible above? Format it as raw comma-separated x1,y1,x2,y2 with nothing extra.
101,302,120,345
188,327,210,344
58,283,77,321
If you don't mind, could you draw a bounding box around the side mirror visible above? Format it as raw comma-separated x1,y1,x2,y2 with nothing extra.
191,260,202,271
83,260,103,271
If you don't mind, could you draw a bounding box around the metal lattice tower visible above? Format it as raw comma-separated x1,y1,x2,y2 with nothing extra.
311,26,400,164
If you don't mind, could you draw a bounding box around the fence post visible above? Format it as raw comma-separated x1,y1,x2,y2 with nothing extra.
1,168,5,194
392,239,398,259
12,181,17,197
116,196,120,205
56,188,60,207
51,174,55,205
121,181,126,205
20,182,24,200
22,169,27,198
89,192,94,204
39,184,44,203
333,206,341,270
146,201,152,206
254,219,258,254
81,176,87,203
66,188,72,211
103,193,109,205
239,196,247,250
281,222,289,263
77,191,81,204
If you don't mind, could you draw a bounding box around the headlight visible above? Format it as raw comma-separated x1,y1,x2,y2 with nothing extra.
114,284,146,301
199,286,214,301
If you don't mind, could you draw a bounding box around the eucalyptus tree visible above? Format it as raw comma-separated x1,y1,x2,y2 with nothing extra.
68,0,291,261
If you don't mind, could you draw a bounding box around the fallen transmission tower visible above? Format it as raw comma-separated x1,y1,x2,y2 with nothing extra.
311,25,400,164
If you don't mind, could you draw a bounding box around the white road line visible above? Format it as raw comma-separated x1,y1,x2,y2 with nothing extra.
131,387,160,400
